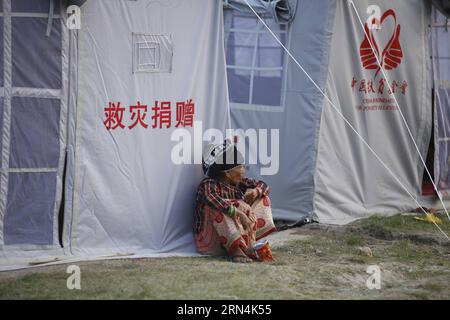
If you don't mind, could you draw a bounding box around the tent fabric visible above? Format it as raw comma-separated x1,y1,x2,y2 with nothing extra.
432,8,450,197
0,0,446,271
68,0,229,256
224,0,337,221
12,0,60,13
67,0,87,7
432,0,450,18
314,0,432,224
223,0,298,23
0,0,67,266
61,16,79,254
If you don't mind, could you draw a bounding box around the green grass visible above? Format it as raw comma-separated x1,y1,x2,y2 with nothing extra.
354,213,450,237
0,214,449,300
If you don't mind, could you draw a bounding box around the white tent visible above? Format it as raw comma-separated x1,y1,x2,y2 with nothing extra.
224,0,450,223
0,0,449,270
0,0,229,269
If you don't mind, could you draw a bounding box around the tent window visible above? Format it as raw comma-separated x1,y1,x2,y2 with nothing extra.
0,2,63,247
12,0,61,14
4,172,56,245
431,8,450,194
12,17,62,88
132,33,173,73
0,100,3,168
0,17,3,88
9,97,60,169
224,9,288,110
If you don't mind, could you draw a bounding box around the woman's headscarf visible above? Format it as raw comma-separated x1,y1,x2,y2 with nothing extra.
202,139,244,176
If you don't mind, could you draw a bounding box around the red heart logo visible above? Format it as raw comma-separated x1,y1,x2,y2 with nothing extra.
360,9,403,78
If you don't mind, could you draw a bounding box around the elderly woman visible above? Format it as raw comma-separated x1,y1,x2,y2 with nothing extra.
194,140,277,263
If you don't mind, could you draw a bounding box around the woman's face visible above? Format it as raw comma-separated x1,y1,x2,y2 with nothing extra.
225,165,245,185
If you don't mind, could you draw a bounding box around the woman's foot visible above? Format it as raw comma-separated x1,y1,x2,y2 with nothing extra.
230,246,254,263
231,256,253,263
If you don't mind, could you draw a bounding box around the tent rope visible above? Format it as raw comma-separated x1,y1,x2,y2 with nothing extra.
45,0,55,37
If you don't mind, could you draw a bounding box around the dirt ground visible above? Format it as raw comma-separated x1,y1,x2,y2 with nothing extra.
0,213,449,299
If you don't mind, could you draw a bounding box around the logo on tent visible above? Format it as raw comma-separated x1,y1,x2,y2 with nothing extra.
360,9,403,77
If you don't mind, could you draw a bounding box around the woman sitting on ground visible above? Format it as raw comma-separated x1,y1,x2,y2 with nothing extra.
194,140,277,263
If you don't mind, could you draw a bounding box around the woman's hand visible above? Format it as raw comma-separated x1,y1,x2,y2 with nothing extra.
236,210,253,230
244,188,259,204
237,202,256,223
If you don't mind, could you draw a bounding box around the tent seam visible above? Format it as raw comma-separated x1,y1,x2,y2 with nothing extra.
0,0,12,245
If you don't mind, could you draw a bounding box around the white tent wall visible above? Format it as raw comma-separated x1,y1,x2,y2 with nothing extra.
314,0,432,224
0,0,69,268
68,0,230,256
224,0,336,221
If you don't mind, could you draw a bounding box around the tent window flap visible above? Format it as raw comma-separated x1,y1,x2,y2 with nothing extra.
223,0,298,23
132,33,173,74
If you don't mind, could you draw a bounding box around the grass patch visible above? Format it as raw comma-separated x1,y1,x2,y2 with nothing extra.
342,233,363,246
419,282,443,292
1,214,449,299
353,214,450,240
